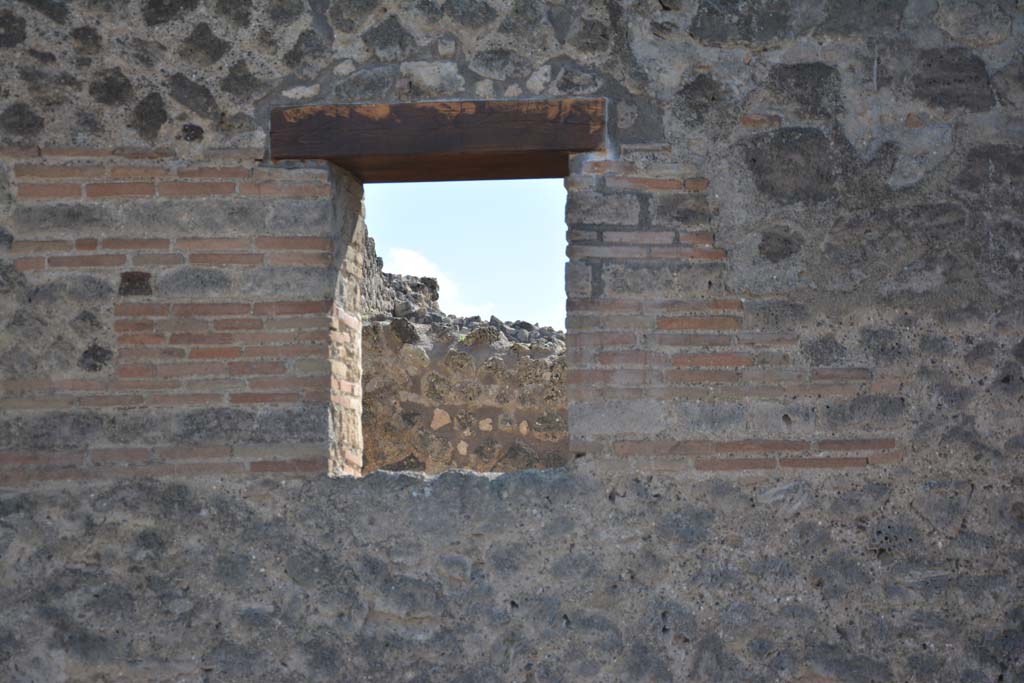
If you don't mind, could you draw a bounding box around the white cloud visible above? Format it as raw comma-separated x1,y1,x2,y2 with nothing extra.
384,247,494,319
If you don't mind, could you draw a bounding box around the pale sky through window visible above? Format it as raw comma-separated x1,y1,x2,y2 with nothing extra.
363,179,568,330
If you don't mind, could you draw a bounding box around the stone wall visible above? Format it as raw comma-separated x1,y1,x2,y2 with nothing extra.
362,236,442,320
1,0,1020,481
362,314,567,474
1,472,1021,681
0,151,342,484
1,0,1023,680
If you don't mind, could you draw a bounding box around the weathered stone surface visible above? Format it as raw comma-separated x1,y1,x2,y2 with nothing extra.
334,65,397,100
912,48,995,112
396,61,465,98
859,326,906,364
935,0,1011,48
130,92,168,141
212,0,251,26
167,73,218,119
993,55,1024,108
603,262,724,298
1,471,1019,680
362,15,416,61
569,19,611,54
818,0,907,36
0,102,43,137
469,47,529,81
118,271,152,296
283,29,329,77
824,394,906,427
653,193,716,225
267,0,304,24
220,62,261,103
565,261,592,299
0,267,116,381
77,343,112,372
443,0,497,28
768,62,843,118
674,73,734,128
801,334,847,366
956,144,1024,192
0,11,27,47
155,267,231,297
141,0,199,26
179,22,230,65
69,25,101,53
550,63,604,96
740,127,843,203
16,0,69,24
362,316,567,474
328,0,379,31
567,192,640,226
496,0,543,35
689,0,793,47
758,230,802,263
181,122,203,141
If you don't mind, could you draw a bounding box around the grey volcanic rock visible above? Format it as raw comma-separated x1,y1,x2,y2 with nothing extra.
0,102,43,137
741,127,843,203
141,0,199,26
0,11,27,47
0,471,1019,681
912,48,995,112
89,68,134,105
179,23,230,65
130,92,168,141
167,73,218,119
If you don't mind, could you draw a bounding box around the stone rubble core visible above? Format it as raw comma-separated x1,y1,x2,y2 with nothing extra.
0,0,1022,680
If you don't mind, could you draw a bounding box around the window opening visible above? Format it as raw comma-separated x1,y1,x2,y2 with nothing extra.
360,179,570,475
270,98,606,477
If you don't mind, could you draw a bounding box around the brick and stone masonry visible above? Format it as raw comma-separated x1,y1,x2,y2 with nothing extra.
1,1,1023,681
1,148,339,482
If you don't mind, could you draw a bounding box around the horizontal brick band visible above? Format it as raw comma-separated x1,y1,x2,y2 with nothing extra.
657,316,742,331
9,237,333,274
9,156,330,204
568,245,726,261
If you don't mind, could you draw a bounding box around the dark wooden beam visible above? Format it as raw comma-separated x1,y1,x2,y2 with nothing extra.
270,99,605,183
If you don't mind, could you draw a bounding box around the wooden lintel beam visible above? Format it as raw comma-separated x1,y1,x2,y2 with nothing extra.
270,98,606,183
